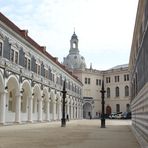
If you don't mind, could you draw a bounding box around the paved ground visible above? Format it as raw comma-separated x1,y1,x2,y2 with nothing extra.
0,119,140,148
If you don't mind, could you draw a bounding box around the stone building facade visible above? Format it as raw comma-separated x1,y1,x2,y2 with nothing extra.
0,12,83,125
64,32,131,119
129,0,148,146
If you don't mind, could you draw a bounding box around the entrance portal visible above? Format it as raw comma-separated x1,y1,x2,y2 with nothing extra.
106,105,111,115
83,102,92,119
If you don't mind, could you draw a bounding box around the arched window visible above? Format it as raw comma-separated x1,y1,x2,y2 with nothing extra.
107,87,110,98
73,42,76,48
125,85,129,96
116,104,120,113
126,104,130,112
115,87,119,97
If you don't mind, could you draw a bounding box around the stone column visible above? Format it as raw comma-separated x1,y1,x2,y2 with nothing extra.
15,93,21,123
28,96,32,122
59,101,62,120
77,104,79,119
81,103,83,119
53,101,56,120
0,90,7,124
46,100,50,121
71,104,73,119
38,98,42,122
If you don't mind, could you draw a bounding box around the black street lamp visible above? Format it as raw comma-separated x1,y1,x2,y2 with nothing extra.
61,79,67,127
100,79,106,128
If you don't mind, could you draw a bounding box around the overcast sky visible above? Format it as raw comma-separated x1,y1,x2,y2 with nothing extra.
0,0,138,70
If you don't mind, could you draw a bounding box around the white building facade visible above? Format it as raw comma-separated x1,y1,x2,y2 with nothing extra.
64,32,131,119
0,13,83,125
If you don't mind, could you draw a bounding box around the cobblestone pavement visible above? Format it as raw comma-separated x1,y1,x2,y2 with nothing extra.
0,119,140,148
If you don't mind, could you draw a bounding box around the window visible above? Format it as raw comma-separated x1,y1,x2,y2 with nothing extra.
124,74,129,81
115,76,120,82
99,80,101,85
24,57,27,69
15,51,18,64
10,48,19,64
116,104,120,113
52,73,55,82
45,69,48,79
28,59,31,70
115,87,119,97
85,78,91,84
125,85,129,97
107,87,110,98
24,57,31,70
73,42,76,48
0,41,3,56
96,79,99,85
49,68,52,80
10,49,14,62
106,77,110,83
85,78,87,84
36,63,41,75
88,78,90,84
126,104,130,112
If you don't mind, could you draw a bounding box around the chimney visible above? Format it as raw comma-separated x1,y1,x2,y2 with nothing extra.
40,46,46,53
20,29,28,37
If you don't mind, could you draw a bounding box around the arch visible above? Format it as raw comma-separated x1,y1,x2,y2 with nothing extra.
7,75,19,92
106,105,112,115
42,87,49,114
125,85,129,96
50,90,55,101
32,84,41,113
7,75,19,112
21,80,31,113
83,102,92,119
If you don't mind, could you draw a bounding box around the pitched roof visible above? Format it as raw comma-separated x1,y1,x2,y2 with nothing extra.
0,12,82,85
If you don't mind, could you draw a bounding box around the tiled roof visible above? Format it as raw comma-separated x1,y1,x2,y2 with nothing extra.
0,12,82,85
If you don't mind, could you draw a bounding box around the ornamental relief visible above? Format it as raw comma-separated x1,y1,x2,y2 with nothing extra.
0,31,5,40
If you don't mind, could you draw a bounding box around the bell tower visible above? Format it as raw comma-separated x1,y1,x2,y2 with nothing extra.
69,31,79,54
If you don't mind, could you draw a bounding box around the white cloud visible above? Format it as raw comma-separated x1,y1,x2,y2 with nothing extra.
0,0,138,69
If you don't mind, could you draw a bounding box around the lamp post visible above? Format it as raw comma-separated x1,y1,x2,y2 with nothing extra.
100,79,106,128
61,79,67,127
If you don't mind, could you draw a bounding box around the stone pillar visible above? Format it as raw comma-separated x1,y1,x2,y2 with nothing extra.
15,93,21,123
0,90,7,124
81,103,83,119
38,98,42,122
59,101,62,120
67,101,69,117
53,101,56,120
28,96,32,122
71,104,73,119
46,100,50,121
77,104,79,119
57,101,61,120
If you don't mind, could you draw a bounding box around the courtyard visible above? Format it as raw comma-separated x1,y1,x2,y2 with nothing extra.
0,119,140,148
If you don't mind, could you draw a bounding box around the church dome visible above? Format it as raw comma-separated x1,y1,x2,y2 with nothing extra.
63,32,86,70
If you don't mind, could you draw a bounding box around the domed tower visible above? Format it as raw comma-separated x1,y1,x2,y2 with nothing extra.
63,31,86,70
